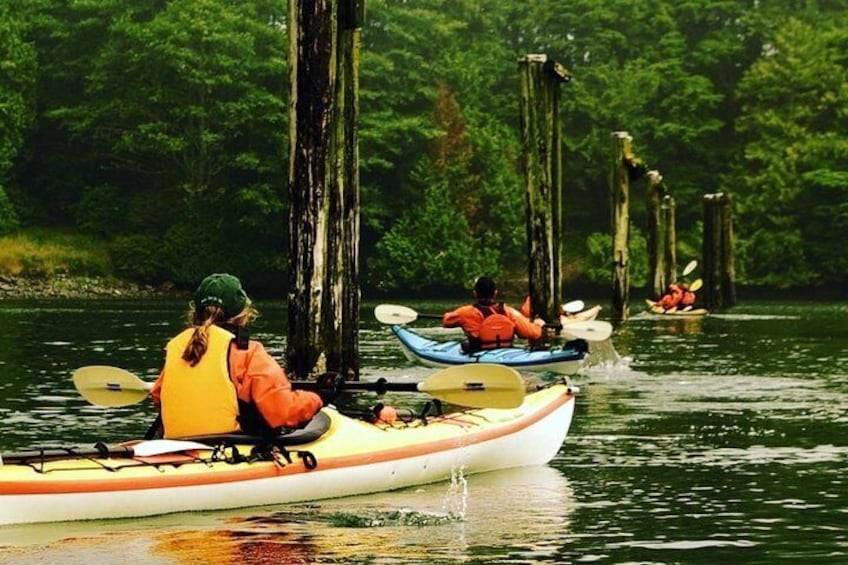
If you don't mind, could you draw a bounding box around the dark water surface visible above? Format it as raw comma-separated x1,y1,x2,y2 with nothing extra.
0,298,846,564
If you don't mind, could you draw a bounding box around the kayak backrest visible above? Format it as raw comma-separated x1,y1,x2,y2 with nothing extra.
184,410,331,447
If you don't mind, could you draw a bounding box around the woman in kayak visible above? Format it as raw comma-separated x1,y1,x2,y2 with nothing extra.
443,276,546,353
150,273,323,439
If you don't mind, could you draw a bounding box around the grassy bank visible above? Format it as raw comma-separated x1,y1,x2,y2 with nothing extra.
0,230,110,278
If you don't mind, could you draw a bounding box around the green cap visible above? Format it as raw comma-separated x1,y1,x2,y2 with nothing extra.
194,273,248,319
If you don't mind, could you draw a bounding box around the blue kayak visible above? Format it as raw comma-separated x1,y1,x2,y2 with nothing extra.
391,325,587,374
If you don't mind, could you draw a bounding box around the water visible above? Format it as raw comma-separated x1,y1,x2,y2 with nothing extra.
0,298,846,563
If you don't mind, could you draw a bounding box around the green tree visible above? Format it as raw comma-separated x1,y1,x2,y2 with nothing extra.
0,4,35,176
734,17,848,287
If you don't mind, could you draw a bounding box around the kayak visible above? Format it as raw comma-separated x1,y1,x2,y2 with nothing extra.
559,304,601,329
0,382,576,525
644,299,709,317
391,325,587,374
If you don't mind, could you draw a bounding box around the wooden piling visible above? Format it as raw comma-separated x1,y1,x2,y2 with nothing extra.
646,170,666,299
702,193,736,310
286,0,362,379
518,54,571,322
610,132,632,322
662,194,677,291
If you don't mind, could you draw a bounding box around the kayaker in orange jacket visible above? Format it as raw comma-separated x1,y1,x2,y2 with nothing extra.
150,273,323,438
443,276,545,353
658,283,684,310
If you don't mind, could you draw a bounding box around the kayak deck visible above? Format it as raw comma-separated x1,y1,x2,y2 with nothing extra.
0,383,576,524
644,299,709,317
392,325,586,374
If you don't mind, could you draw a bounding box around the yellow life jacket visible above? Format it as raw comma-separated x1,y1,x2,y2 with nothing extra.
160,325,240,438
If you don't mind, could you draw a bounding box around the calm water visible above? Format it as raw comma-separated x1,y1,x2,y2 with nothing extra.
0,298,846,564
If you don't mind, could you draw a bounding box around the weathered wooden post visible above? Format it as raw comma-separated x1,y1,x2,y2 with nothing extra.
702,192,736,310
518,54,571,322
287,0,363,379
610,132,633,322
662,194,677,290
646,170,666,298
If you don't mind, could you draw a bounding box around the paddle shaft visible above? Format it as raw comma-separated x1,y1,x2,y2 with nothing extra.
293,378,420,395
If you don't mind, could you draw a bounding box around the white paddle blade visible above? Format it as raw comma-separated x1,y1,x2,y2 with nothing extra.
374,304,419,325
561,300,585,314
72,365,153,407
561,320,613,342
418,364,525,409
682,259,698,277
689,278,703,292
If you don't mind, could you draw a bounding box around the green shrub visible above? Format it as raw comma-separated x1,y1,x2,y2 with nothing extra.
110,235,163,283
75,185,126,237
0,186,20,235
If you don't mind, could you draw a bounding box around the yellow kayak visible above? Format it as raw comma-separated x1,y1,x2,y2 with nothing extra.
645,299,709,317
0,383,576,525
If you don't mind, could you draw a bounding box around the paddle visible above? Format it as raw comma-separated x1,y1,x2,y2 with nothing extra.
374,304,440,325
561,300,585,314
682,259,698,277
72,363,526,410
374,303,611,342
689,278,703,292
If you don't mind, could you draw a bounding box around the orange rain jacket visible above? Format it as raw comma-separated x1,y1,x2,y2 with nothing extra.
442,302,543,349
151,331,323,434
659,284,683,310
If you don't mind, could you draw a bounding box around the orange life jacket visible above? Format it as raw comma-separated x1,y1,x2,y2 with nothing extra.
472,302,516,350
160,325,241,438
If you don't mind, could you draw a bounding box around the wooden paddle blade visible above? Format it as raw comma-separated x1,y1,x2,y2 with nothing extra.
682,259,698,277
72,365,153,407
418,364,525,409
374,304,419,325
561,320,613,342
689,278,703,292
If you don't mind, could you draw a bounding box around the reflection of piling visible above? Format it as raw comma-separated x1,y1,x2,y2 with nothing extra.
610,132,632,322
519,54,571,321
702,193,736,309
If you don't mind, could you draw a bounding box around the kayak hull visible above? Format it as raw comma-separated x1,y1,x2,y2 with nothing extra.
644,299,709,317
392,325,586,374
0,384,575,525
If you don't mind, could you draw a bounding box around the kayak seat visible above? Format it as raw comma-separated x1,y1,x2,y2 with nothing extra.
182,409,331,447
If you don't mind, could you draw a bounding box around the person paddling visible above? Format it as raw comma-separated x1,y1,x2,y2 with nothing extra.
150,273,323,439
443,276,545,353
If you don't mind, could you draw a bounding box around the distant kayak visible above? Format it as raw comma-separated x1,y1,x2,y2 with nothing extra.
391,325,587,374
645,299,709,317
560,304,601,328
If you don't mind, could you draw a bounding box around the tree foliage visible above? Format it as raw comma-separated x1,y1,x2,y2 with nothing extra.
5,0,848,293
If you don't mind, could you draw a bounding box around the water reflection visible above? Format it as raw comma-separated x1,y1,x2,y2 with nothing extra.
0,466,576,564
1,299,847,562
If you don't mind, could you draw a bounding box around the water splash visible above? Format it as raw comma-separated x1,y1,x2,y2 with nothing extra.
441,465,468,520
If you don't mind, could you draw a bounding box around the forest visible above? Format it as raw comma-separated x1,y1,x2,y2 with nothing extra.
1,0,846,296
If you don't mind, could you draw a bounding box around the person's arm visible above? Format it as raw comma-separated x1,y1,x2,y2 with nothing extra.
506,306,544,340
442,305,476,329
231,342,323,428
150,371,164,406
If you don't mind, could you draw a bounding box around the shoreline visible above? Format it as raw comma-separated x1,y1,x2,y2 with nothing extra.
0,274,188,300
